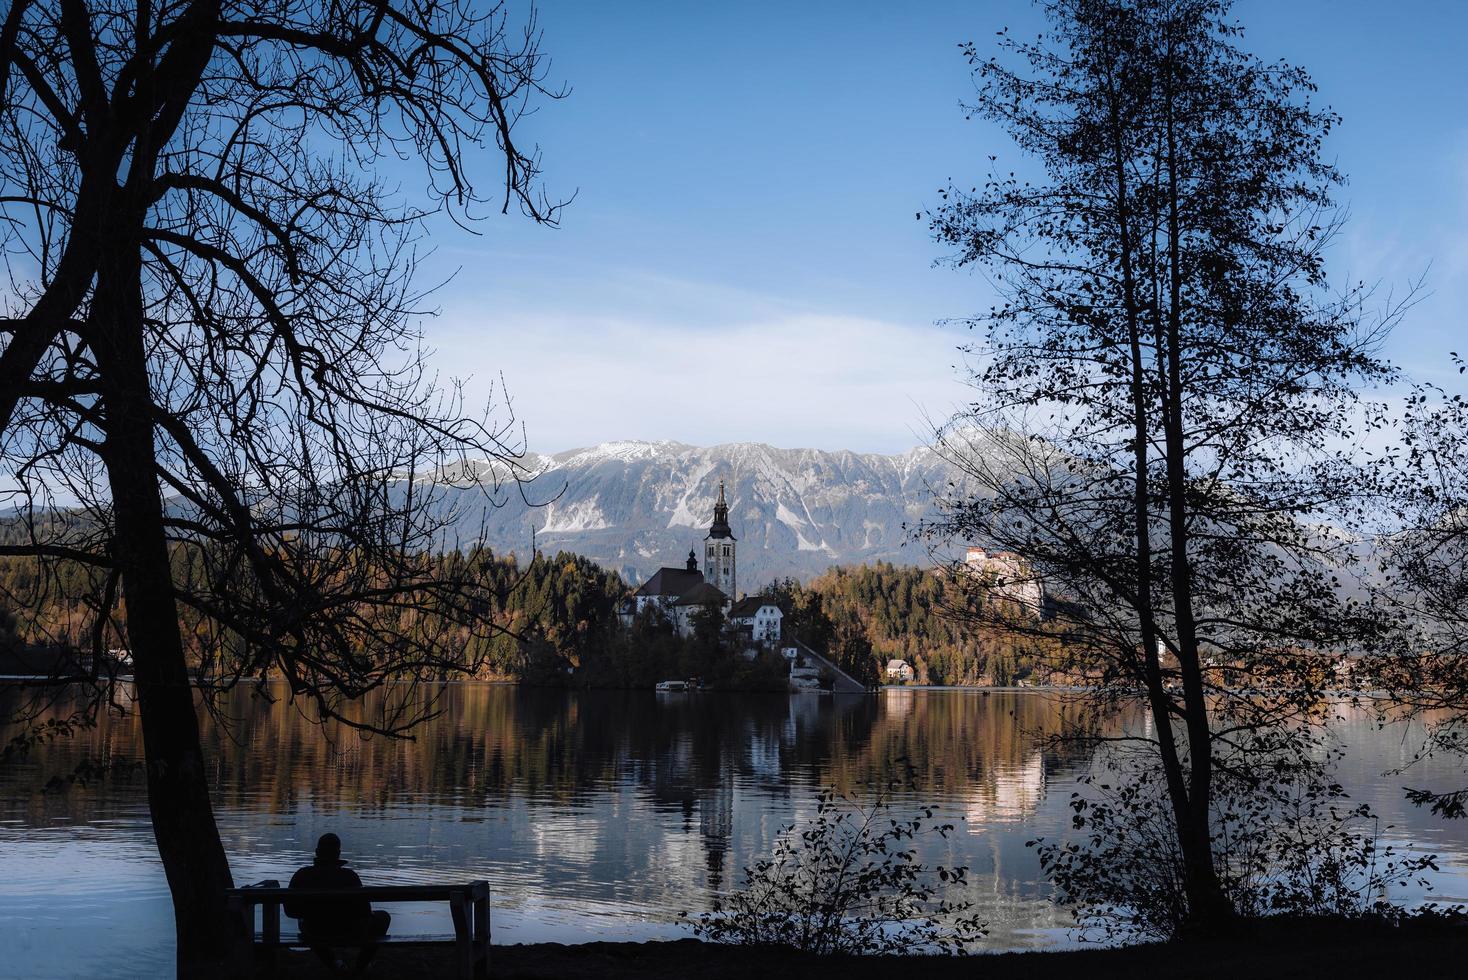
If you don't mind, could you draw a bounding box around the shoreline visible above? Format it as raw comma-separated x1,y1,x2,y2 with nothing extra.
264,925,1468,979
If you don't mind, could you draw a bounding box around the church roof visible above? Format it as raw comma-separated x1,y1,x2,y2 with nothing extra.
672,582,729,607
729,596,781,618
706,480,735,540
634,567,704,598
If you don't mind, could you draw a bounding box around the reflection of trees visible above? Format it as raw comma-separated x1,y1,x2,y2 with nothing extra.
0,689,1109,821
1,686,1120,884
0,687,1117,818
822,691,1109,797
8,686,1463,948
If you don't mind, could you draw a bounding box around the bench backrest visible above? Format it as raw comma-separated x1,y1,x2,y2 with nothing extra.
227,881,489,904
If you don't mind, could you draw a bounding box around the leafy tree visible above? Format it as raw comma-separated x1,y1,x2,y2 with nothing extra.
925,0,1407,930
766,576,834,649
832,619,879,690
688,599,726,672
1369,358,1468,819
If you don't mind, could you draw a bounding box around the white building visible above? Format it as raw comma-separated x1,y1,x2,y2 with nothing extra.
885,659,915,683
964,546,1043,614
729,596,783,645
670,583,733,638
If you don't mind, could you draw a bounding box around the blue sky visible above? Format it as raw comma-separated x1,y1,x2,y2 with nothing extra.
420,0,1468,455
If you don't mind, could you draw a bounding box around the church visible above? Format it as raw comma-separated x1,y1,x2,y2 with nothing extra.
622,481,734,636
623,482,737,636
621,482,781,643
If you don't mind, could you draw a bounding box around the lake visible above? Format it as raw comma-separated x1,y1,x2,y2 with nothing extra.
2,684,1467,979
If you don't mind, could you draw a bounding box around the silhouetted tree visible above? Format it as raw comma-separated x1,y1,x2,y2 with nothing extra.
689,600,726,666
0,2,561,974
831,620,878,690
925,0,1407,932
767,576,834,649
688,775,986,953
1370,358,1468,818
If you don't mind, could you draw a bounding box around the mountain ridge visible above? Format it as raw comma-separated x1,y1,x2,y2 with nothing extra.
433,438,960,589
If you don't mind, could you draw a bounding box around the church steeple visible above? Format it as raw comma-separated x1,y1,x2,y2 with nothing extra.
707,480,734,540
687,548,699,572
704,480,736,599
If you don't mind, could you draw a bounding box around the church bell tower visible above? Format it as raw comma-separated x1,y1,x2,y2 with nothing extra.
704,480,736,598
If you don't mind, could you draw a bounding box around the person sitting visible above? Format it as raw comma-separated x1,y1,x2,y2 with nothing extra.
284,833,391,976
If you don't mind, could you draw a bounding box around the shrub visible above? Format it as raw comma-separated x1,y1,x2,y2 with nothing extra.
686,778,987,954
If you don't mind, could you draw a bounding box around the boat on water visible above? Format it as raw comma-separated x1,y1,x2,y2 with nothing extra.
655,679,702,693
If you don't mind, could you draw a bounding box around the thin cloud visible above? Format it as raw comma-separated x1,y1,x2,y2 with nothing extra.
429,310,969,456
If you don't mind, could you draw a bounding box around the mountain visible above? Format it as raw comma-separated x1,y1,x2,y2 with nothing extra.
431,440,961,588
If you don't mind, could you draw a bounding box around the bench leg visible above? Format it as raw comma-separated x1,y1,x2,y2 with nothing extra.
262,900,280,973
473,888,490,980
450,891,471,980
226,895,252,978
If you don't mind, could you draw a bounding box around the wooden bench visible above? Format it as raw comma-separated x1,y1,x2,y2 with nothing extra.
226,879,490,979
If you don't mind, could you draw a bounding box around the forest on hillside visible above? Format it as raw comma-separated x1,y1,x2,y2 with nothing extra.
768,563,1050,687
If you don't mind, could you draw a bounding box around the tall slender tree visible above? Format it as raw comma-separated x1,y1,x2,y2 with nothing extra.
0,2,561,975
926,0,1404,930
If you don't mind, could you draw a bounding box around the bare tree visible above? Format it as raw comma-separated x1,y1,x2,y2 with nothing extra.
924,0,1407,932
1,2,562,975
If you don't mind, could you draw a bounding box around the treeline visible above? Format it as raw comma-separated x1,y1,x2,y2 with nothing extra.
0,547,1044,689
767,562,1051,687
0,549,112,652
0,546,626,677
432,549,629,679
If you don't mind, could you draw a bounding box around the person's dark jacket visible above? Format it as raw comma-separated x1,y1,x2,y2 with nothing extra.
284,860,373,937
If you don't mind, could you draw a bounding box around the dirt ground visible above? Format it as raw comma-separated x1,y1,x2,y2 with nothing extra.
261,918,1468,980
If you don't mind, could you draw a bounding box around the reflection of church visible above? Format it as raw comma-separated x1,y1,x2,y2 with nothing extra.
641,691,873,903
700,767,734,892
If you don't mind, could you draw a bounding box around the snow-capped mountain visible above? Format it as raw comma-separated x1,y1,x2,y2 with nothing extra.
430,439,961,587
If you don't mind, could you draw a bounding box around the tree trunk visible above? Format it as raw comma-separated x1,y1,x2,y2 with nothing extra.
93,259,236,978
1103,75,1203,909
1160,41,1232,929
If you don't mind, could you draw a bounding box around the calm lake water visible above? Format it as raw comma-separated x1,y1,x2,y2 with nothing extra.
3,683,1468,979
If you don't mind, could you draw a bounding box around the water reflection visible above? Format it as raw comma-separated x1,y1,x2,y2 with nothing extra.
2,684,1466,979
